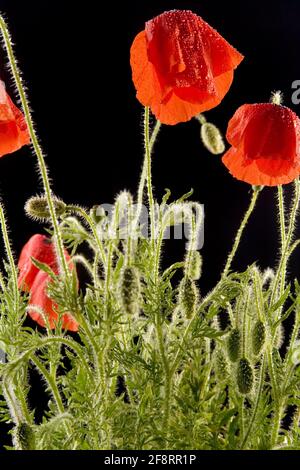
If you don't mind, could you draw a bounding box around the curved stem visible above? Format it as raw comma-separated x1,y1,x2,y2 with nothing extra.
67,205,106,267
31,355,65,414
222,189,260,278
0,16,68,277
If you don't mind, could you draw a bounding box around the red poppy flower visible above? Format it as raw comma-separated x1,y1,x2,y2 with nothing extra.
29,270,79,332
222,103,300,186
18,234,72,292
18,234,78,332
0,80,30,157
130,10,243,125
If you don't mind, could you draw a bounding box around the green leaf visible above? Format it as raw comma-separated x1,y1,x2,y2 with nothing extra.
269,285,291,314
30,256,56,280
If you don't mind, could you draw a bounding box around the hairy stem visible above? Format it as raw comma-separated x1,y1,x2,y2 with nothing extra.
144,107,156,247
0,15,68,277
241,357,266,449
222,189,260,278
137,118,161,210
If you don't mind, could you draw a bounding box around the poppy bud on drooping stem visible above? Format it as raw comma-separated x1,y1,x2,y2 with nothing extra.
200,122,225,155
25,195,66,221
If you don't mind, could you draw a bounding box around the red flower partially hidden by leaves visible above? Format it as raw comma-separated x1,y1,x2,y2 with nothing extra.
0,80,30,157
18,234,60,291
130,10,243,125
29,270,79,332
18,234,79,332
222,104,300,186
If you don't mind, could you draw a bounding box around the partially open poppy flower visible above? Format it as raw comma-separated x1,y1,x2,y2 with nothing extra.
18,234,71,292
18,234,78,331
222,103,300,186
29,270,79,332
0,80,30,157
130,10,243,125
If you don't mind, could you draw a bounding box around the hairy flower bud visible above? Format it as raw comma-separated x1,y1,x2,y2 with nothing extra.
184,250,202,281
200,122,225,155
178,277,199,319
214,349,229,382
25,195,66,221
237,358,253,395
227,328,241,363
120,266,140,315
252,320,266,355
15,422,35,450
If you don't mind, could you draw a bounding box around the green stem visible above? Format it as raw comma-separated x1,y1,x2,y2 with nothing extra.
277,186,286,249
156,320,171,437
271,404,283,449
0,205,18,302
0,16,68,277
144,107,156,247
267,346,280,403
241,357,266,449
270,179,300,310
31,355,65,414
222,189,260,278
137,118,161,210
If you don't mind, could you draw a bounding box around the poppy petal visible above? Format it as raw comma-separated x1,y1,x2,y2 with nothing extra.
0,81,30,157
199,17,244,76
18,234,73,292
243,105,298,160
222,145,300,186
18,234,57,291
130,31,163,109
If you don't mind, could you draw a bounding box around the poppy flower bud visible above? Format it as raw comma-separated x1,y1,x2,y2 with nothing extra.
227,328,241,362
178,277,199,319
214,349,229,382
200,122,225,155
25,195,66,221
237,358,253,395
120,266,141,315
184,250,202,281
252,320,266,356
15,422,35,450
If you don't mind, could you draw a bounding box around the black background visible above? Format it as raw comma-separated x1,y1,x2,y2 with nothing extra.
0,0,300,448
